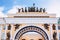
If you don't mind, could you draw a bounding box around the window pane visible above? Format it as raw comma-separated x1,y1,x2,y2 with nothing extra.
1,32,6,40
3,26,6,30
58,26,60,30
59,33,60,40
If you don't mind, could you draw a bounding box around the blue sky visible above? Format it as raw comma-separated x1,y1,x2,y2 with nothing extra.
0,0,50,13
0,0,60,17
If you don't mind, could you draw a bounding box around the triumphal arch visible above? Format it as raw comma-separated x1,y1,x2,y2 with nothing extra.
0,4,60,40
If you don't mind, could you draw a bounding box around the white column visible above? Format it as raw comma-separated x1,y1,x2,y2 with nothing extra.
0,26,1,40
0,25,2,40
56,24,59,40
10,24,14,40
50,24,53,40
5,24,8,40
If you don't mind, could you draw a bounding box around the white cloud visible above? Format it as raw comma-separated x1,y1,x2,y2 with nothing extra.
8,5,24,14
8,0,60,17
0,7,7,17
47,0,60,17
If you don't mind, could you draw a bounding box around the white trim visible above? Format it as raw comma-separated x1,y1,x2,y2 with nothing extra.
0,18,5,24
50,24,53,40
7,13,56,17
5,18,58,24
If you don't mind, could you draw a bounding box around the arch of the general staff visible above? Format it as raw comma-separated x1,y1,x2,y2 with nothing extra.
0,18,59,40
13,26,49,40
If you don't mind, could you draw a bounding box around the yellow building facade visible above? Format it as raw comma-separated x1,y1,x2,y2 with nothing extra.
0,5,60,40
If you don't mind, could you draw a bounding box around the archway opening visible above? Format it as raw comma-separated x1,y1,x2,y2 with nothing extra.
14,26,49,40
20,32,44,40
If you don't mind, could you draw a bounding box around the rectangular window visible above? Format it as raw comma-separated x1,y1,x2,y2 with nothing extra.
0,27,1,30
58,26,60,30
59,33,60,40
3,26,6,30
1,32,6,40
